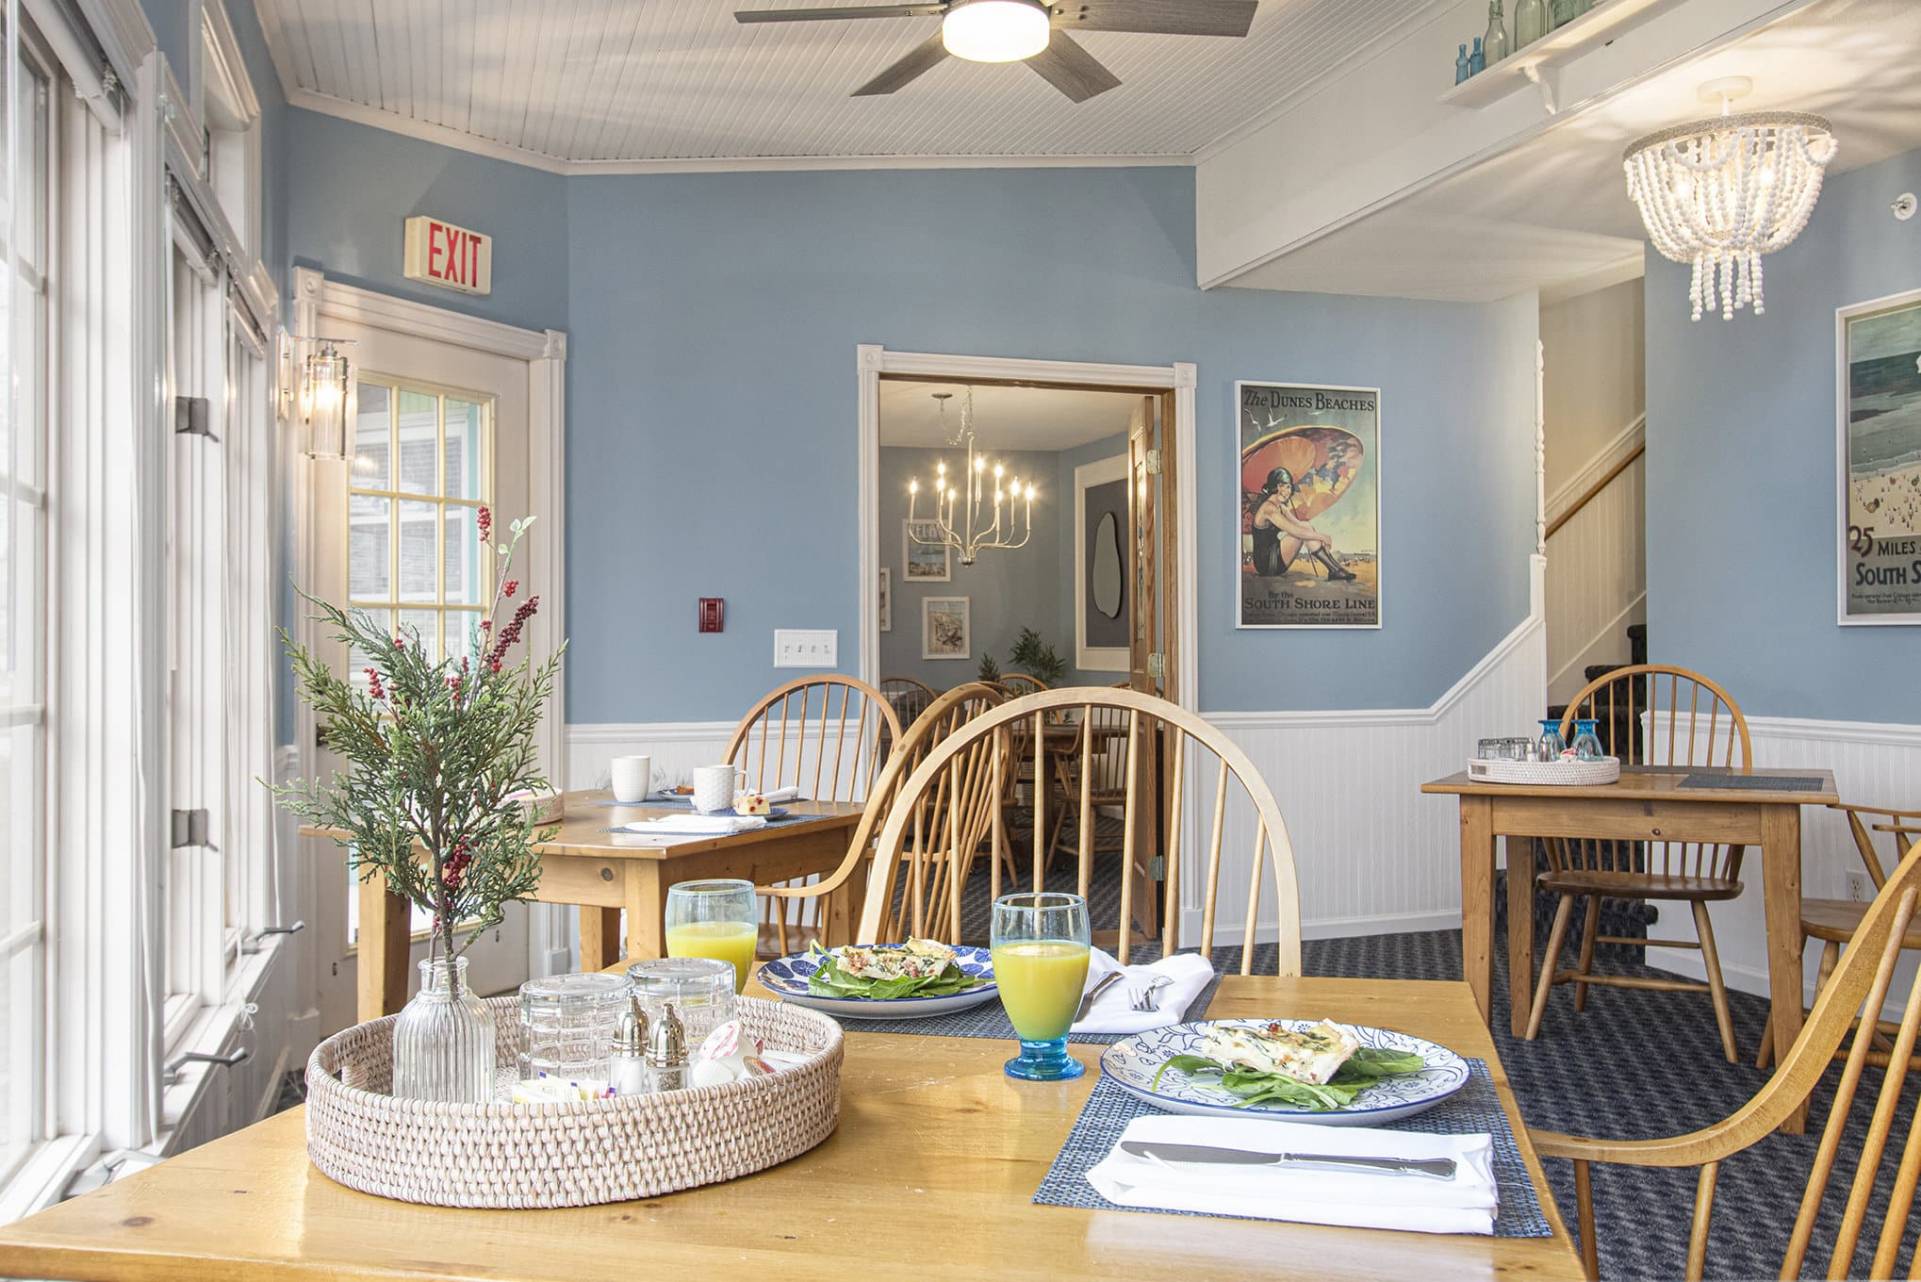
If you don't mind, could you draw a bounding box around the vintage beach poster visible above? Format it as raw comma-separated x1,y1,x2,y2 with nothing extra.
1841,293,1921,624
1237,381,1381,628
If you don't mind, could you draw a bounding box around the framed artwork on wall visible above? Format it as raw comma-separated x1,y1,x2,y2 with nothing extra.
1074,454,1130,672
1837,287,1921,625
902,518,951,582
1235,381,1382,629
878,568,892,633
922,596,970,660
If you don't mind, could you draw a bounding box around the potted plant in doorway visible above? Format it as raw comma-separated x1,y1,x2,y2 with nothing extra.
271,508,565,1102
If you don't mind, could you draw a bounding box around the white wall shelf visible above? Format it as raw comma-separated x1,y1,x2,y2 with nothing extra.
1440,0,1683,109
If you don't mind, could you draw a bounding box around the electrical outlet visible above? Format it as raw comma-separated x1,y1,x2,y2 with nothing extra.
1845,870,1874,903
773,629,837,669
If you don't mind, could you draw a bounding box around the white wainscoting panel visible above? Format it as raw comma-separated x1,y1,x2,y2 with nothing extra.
1646,716,1921,1009
1201,558,1547,946
567,721,737,795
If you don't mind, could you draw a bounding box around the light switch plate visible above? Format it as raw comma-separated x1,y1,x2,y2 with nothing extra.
773,629,837,669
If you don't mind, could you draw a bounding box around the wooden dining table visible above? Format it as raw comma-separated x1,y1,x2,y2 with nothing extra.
0,973,1583,1281
327,790,862,1022
1422,766,1839,1133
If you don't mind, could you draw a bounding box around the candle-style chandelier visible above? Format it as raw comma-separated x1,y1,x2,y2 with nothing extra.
906,388,1037,566
1623,77,1836,322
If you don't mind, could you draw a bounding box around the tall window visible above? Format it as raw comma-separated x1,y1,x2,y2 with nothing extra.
0,40,50,1182
348,380,493,668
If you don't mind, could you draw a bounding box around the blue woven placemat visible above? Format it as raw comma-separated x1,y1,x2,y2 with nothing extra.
1032,1061,1552,1239
1679,772,1827,792
819,970,1225,1044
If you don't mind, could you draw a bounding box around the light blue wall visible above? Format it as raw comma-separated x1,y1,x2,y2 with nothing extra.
1646,145,1921,723
282,119,1540,722
284,111,569,333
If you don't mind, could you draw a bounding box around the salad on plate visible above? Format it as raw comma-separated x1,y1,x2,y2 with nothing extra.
803,938,990,1000
1152,1019,1429,1111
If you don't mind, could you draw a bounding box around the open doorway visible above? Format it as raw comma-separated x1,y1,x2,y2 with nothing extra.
855,347,1197,951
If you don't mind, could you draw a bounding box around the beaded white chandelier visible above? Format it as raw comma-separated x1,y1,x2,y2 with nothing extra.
1623,79,1836,321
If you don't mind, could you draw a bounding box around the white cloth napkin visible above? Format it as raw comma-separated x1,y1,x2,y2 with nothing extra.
622,814,769,836
1085,1114,1498,1235
1069,948,1214,1035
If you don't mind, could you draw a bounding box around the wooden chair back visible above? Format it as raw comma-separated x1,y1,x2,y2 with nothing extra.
859,687,1303,975
756,682,998,952
724,675,902,806
1832,802,1921,893
878,676,937,745
996,673,1049,696
1555,664,1752,881
1535,842,1921,1280
862,682,1008,942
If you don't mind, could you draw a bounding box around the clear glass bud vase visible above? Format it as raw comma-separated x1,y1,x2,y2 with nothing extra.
392,957,497,1103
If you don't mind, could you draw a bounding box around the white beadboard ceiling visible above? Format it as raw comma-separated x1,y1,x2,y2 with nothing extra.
879,380,1139,450
254,0,1443,168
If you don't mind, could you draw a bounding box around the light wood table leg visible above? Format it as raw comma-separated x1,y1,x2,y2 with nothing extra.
578,907,624,973
623,863,668,962
1459,796,1496,1028
357,867,411,1022
827,851,871,948
1506,835,1536,1040
1761,804,1807,1134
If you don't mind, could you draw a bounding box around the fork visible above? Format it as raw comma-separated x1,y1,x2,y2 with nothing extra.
1128,975,1173,1012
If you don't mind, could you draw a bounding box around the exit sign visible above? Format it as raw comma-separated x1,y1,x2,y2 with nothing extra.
403,216,492,295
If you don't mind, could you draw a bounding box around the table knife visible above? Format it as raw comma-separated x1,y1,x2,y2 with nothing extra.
1074,970,1122,1023
1119,1140,1456,1180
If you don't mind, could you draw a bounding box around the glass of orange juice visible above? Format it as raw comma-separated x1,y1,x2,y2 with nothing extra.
664,878,759,993
990,891,1091,1081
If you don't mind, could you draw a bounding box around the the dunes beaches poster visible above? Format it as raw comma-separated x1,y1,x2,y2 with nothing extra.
1237,382,1381,629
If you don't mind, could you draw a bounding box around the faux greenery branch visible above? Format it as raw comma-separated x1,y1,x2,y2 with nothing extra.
270,510,565,992
1009,627,1066,684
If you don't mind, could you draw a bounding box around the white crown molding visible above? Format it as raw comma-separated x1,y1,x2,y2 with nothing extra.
281,86,1192,176
1545,412,1645,528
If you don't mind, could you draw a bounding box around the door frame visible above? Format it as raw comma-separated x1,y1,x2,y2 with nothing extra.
854,345,1198,711
285,266,571,1014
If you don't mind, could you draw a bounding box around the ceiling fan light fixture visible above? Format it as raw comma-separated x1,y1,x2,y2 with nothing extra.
942,0,1050,63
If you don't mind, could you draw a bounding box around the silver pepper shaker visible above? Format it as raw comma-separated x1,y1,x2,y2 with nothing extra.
610,996,650,1097
646,1000,687,1093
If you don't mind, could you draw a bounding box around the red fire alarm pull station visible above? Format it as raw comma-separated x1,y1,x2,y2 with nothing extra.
699,598,724,633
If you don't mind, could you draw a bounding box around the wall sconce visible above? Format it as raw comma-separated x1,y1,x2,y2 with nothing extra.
301,339,354,460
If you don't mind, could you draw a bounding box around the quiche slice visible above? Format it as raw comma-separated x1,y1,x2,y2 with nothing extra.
1198,1019,1361,1085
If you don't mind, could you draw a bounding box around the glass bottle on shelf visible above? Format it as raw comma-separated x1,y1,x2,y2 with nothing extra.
1549,0,1590,28
1571,719,1604,762
1468,35,1485,76
392,956,497,1103
1482,0,1508,66
1514,0,1547,49
1455,42,1470,85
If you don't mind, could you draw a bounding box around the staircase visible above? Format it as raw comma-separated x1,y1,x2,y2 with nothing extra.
1546,621,1647,755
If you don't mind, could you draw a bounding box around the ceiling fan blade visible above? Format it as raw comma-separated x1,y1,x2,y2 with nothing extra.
737,4,945,23
1026,31,1120,102
1052,0,1257,37
852,31,952,95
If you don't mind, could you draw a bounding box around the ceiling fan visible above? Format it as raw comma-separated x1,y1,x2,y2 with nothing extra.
734,0,1260,102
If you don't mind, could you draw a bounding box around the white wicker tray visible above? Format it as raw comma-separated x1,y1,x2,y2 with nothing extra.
1467,756,1621,786
306,995,842,1208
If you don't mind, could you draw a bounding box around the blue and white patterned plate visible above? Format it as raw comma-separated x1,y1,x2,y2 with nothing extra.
1099,1019,1470,1126
759,945,999,1020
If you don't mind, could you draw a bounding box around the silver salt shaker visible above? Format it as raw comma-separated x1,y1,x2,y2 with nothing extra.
610,996,651,1097
646,1001,687,1093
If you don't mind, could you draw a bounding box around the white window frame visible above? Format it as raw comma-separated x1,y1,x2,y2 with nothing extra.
0,18,55,1199
194,0,258,260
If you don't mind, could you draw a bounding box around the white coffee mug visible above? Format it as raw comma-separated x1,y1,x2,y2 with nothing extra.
692,764,745,815
610,754,653,804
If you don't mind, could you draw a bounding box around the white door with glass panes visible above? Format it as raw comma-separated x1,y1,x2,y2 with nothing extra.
309,320,534,1033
